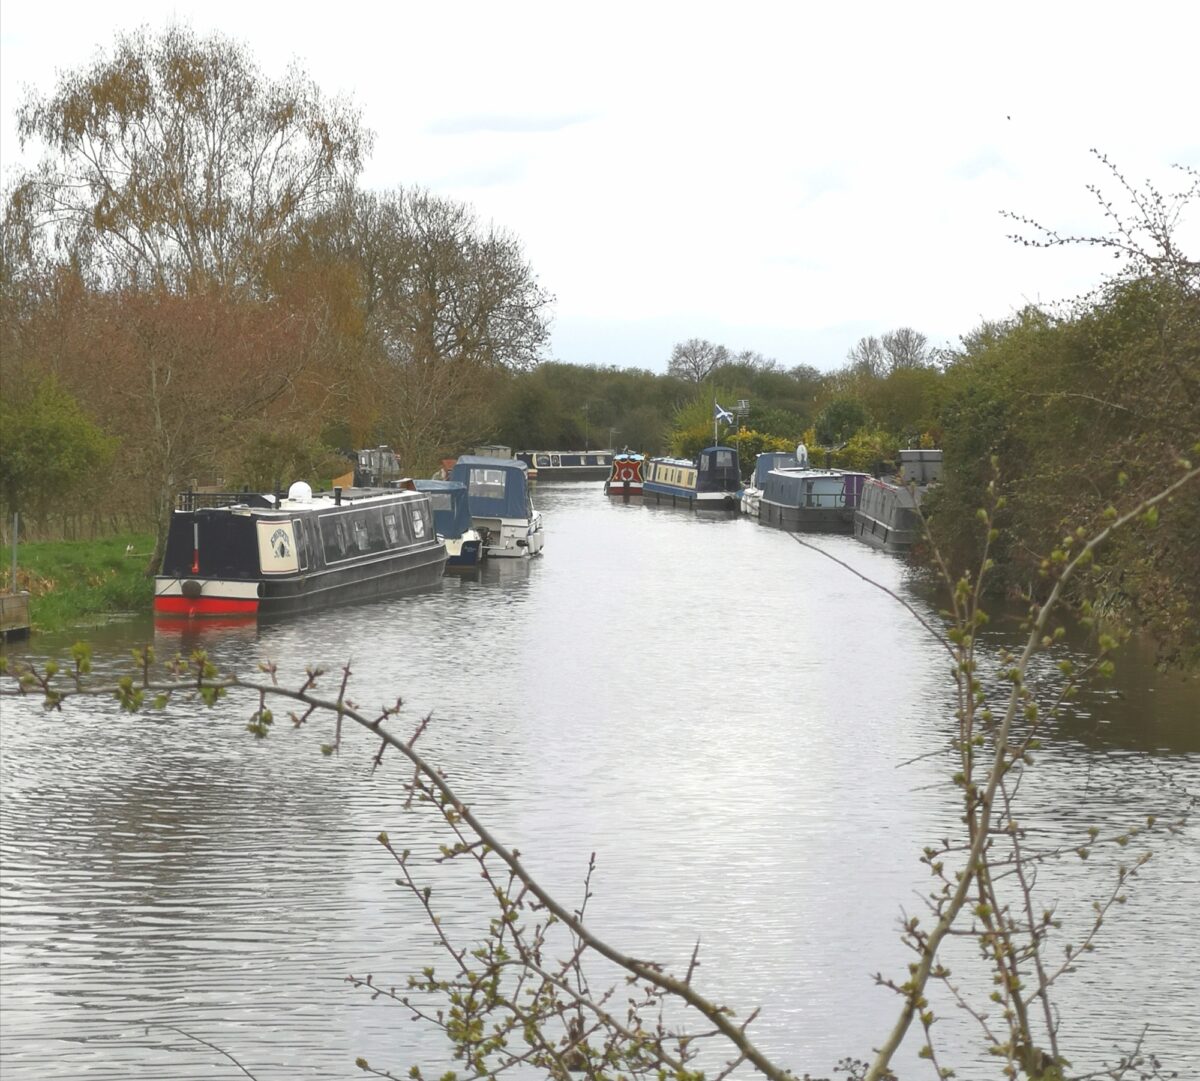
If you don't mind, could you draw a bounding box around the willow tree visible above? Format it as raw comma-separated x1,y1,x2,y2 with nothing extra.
12,24,371,294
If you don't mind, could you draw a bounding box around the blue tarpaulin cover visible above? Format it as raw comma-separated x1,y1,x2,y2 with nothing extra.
414,479,473,538
450,457,532,521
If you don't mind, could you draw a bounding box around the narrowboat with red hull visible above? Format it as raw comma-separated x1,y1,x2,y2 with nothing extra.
604,452,645,496
154,482,447,618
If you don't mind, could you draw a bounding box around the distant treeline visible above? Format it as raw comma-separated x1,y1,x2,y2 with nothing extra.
0,27,1195,660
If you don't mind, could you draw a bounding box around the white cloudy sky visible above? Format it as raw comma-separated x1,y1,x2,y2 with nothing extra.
2,0,1197,372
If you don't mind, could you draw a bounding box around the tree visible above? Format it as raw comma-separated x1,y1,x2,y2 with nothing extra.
324,188,554,466
846,335,887,378
0,373,115,531
880,327,930,371
815,397,868,445
43,287,328,570
667,337,728,383
930,156,1200,664
12,25,370,294
1004,150,1199,295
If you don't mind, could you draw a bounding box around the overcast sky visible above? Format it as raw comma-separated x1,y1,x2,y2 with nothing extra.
2,0,1197,372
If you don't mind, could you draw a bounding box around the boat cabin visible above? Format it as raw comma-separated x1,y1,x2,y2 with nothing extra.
643,446,741,508
759,468,868,533
451,455,545,557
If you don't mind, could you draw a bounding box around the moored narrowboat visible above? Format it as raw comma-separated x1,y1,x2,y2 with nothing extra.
759,466,869,533
853,449,942,553
413,479,485,567
642,446,741,509
738,449,801,517
451,455,545,558
604,452,645,496
516,450,612,479
154,482,447,618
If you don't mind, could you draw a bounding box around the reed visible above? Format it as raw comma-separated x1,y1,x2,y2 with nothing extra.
0,534,155,634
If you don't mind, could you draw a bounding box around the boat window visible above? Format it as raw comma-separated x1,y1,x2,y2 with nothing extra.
551,455,561,467
535,454,550,467
293,518,310,570
410,503,429,539
352,514,371,552
715,450,734,468
469,468,507,499
382,511,401,546
321,516,349,561
362,509,388,551
427,492,452,512
699,455,709,472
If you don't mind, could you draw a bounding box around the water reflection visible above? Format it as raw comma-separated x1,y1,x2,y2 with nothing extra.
2,481,1197,1079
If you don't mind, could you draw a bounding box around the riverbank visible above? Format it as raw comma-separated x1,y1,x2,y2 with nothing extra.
0,535,155,636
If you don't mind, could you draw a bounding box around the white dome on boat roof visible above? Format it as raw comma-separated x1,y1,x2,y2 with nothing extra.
796,443,809,467
287,481,313,501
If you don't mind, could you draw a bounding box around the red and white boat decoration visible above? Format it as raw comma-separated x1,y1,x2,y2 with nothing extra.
604,453,645,496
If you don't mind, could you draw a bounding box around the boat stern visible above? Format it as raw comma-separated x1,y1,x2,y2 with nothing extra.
153,577,261,617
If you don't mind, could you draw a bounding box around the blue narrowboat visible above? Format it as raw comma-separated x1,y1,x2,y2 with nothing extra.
642,446,741,509
413,479,485,567
451,455,545,557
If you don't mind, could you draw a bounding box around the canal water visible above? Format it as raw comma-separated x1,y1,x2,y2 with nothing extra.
1,481,1197,1079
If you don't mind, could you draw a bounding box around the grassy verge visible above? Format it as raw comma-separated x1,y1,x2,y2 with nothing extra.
1,534,156,635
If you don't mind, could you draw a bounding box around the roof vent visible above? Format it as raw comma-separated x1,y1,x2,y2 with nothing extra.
287,481,313,501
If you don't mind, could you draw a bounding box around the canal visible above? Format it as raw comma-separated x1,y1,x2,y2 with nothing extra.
1,481,1197,1079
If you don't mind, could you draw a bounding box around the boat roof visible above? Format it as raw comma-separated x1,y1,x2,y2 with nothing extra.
649,445,735,467
454,455,529,472
413,479,467,493
177,485,426,515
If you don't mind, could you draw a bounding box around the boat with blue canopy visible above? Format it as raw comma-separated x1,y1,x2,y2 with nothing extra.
739,449,800,516
413,479,484,567
450,455,545,557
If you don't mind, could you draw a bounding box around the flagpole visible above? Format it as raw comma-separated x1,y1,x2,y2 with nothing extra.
712,396,718,446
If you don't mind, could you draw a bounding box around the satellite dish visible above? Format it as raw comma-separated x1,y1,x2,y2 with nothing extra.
795,443,809,468
287,481,313,501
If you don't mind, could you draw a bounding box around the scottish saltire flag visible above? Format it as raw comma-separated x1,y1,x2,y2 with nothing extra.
714,401,734,424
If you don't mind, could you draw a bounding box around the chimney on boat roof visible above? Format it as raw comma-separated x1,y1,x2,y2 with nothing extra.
334,486,342,506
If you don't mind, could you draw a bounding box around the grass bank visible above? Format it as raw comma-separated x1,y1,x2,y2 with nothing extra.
1,534,156,635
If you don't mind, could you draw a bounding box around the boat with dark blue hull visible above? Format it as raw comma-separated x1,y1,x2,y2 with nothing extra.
516,450,613,479
414,479,485,567
642,446,741,509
